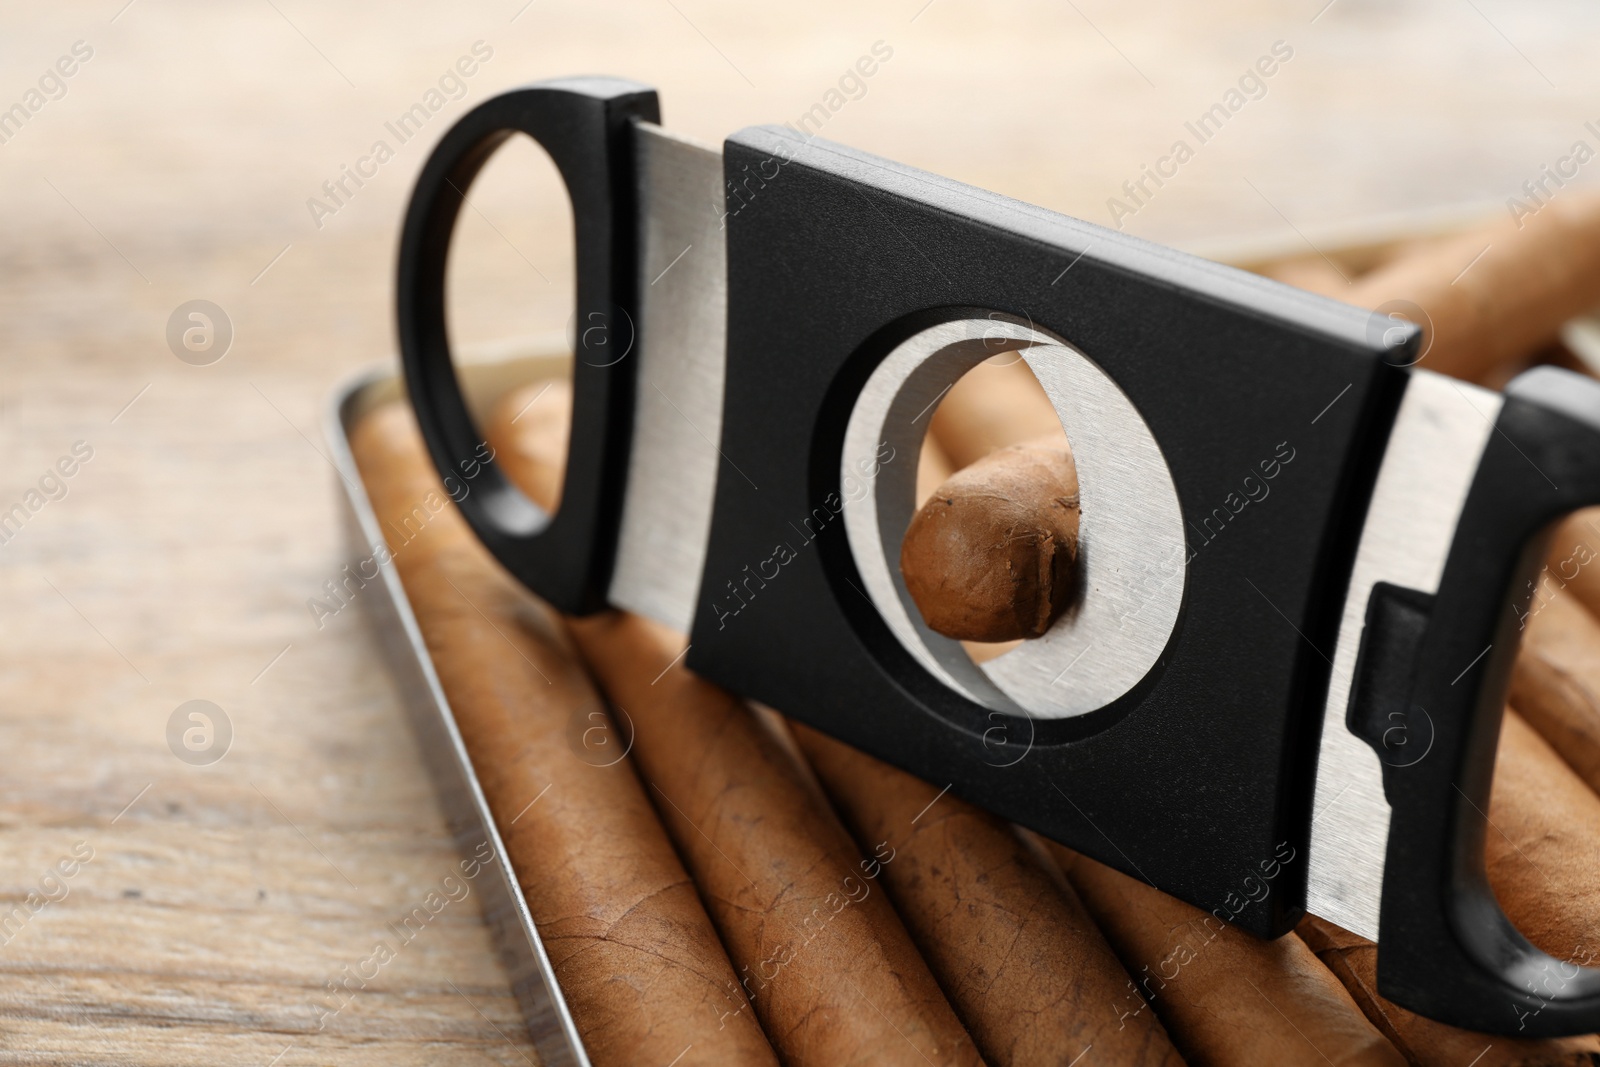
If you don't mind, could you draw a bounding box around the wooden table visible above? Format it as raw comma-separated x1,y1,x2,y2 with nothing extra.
1,1,1596,1062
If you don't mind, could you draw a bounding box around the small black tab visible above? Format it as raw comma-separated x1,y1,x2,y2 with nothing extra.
1348,582,1434,772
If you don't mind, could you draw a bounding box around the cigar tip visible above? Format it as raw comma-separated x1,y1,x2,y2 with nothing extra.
900,444,1080,644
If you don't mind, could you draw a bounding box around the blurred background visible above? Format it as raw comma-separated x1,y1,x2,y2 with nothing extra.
2,1,1597,1062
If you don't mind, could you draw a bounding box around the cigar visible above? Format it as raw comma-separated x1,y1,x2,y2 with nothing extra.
913,426,1028,664
920,368,1076,657
349,403,779,1065
789,722,1185,1066
1294,715,1600,1065
487,385,986,1067
900,436,1079,644
1538,510,1600,632
1297,915,1600,1066
1484,709,1600,966
929,357,1064,470
1331,194,1600,383
1255,252,1352,298
1042,843,1404,1066
918,430,955,506
1512,586,1600,794
484,376,573,511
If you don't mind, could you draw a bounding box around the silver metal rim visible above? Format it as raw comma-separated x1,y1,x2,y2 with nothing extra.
840,318,1187,720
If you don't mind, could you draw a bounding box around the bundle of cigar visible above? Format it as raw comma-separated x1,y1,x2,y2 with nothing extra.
350,194,1600,1066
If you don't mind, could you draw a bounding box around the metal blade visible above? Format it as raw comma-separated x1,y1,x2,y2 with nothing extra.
1305,369,1501,939
606,122,726,632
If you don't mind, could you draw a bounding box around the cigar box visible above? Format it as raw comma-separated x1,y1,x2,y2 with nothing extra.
327,345,588,1065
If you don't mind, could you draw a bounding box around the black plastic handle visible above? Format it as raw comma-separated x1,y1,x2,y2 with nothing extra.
396,77,658,614
1368,366,1600,1035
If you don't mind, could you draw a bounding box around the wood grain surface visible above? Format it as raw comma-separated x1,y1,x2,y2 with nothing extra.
1,1,1598,1063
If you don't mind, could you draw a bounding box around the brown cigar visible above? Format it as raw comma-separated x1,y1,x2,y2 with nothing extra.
929,356,1065,470
912,428,1029,663
901,436,1080,644
485,376,572,511
1255,251,1353,298
1337,194,1600,383
1297,914,1600,1066
487,385,986,1067
1295,711,1600,1065
902,438,1075,646
1485,710,1600,966
788,721,1185,1066
1042,843,1404,1066
1512,586,1600,794
918,430,956,505
1538,510,1600,631
349,403,779,1066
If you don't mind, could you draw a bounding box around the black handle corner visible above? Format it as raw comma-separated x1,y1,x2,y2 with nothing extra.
1372,366,1600,1035
396,77,658,614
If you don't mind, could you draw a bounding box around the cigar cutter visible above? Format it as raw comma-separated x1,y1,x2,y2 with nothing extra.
396,77,1600,1034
